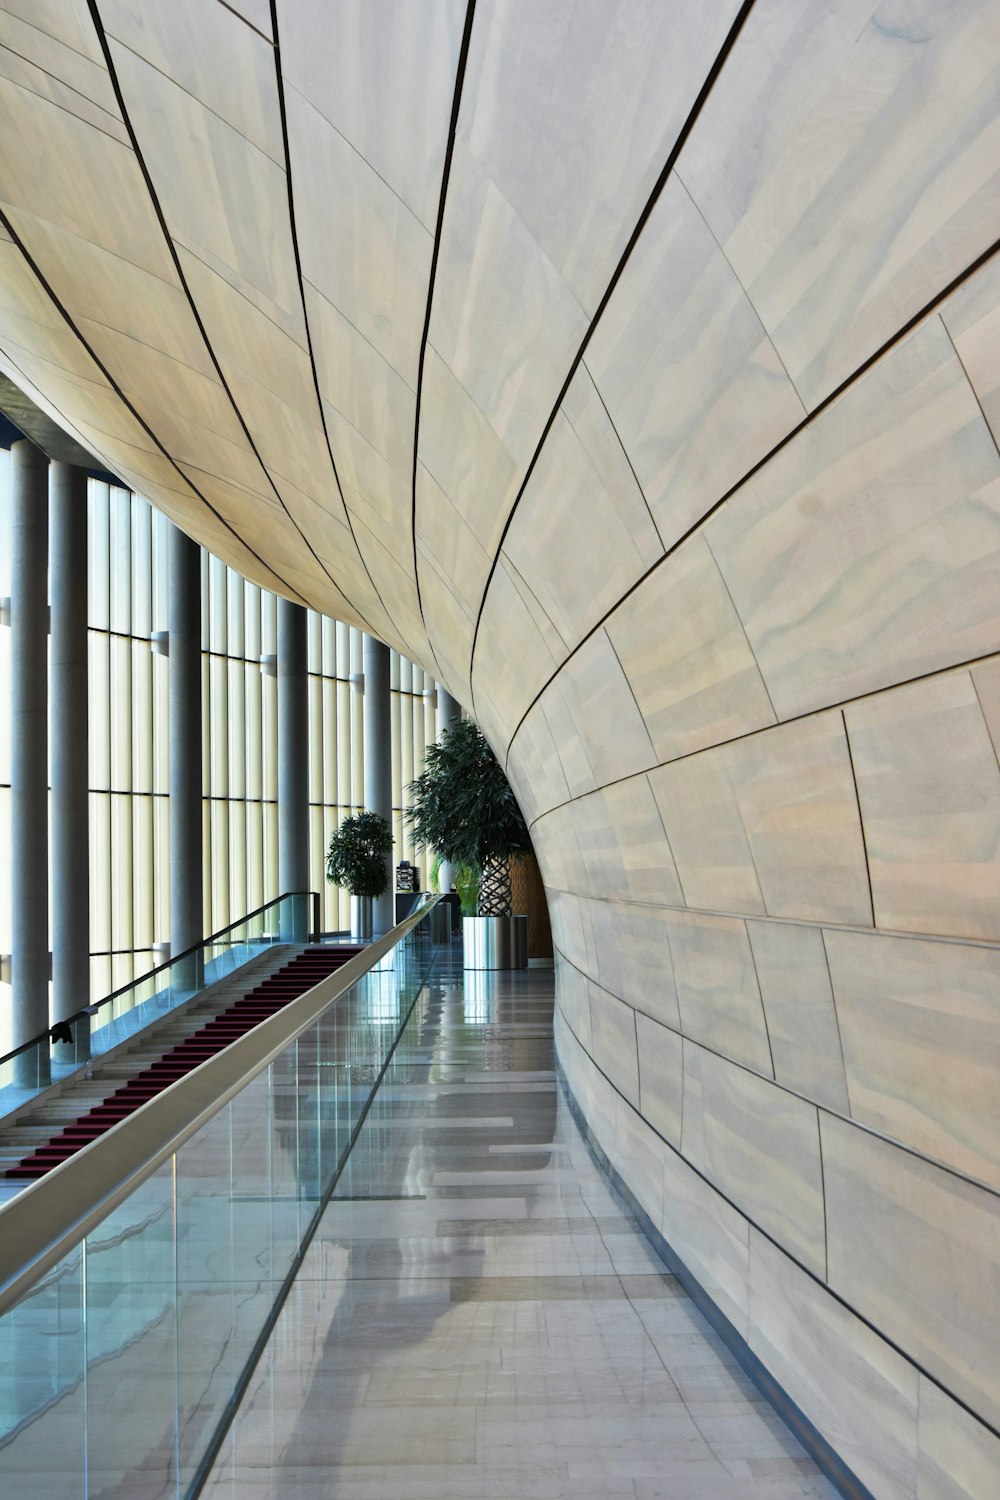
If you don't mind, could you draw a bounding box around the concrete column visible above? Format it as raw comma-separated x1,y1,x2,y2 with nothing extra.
435,685,462,900
169,525,203,977
50,462,90,1057
278,598,308,937
11,440,49,1082
363,635,393,936
437,687,462,740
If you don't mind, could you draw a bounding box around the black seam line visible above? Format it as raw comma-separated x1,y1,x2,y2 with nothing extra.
674,166,808,413
466,0,758,684
302,276,417,396
285,78,430,237
0,344,126,479
603,626,657,765
702,530,780,726
816,1067,830,1284
554,947,1000,1436
495,233,1000,764
268,0,408,649
563,936,1000,1194
0,7,105,73
546,874,1000,954
580,357,668,552
743,926,776,1082
411,0,479,635
212,0,274,48
102,33,284,169
940,312,1000,466
554,1030,1000,1456
0,206,306,604
0,43,129,142
840,709,877,928
86,1,379,637
817,927,853,1109
525,640,1000,835
968,669,1000,779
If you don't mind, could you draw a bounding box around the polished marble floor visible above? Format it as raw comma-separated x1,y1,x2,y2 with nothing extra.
203,956,837,1500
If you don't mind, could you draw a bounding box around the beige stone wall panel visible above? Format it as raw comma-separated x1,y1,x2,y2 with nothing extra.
825,927,1000,1190
821,1113,1000,1431
681,1042,826,1275
663,910,773,1077
845,671,1000,942
745,920,850,1113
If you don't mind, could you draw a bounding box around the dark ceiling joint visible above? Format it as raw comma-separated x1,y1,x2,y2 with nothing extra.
466,0,758,685
267,0,405,646
0,202,305,603
410,0,480,642
84,0,378,632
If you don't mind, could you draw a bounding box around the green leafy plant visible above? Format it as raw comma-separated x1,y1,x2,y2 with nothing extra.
428,852,442,894
325,810,392,899
454,863,479,917
406,719,530,917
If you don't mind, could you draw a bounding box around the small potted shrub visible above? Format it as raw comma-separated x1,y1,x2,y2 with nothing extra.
325,810,392,939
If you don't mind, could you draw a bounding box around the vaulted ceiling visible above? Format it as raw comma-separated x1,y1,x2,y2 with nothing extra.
3,4,1000,1486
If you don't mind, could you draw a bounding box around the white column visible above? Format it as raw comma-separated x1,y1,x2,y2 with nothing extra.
363,635,393,936
50,461,90,1052
10,439,49,1080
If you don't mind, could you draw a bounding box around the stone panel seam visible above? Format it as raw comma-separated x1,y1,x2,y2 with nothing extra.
556,1001,1000,1446
267,0,408,645
541,877,1000,951
552,941,1000,1203
940,311,1000,466
467,0,760,691
503,239,1000,771
839,709,877,928
0,208,308,608
411,0,479,639
85,0,376,628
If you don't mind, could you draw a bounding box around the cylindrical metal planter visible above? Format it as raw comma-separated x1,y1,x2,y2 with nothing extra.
463,915,513,969
351,895,373,941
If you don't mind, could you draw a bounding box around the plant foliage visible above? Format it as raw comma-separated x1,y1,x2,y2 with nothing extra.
325,810,393,899
406,719,530,870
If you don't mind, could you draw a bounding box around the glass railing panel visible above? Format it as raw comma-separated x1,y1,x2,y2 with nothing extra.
83,1161,176,1499
0,901,449,1498
0,1244,85,1500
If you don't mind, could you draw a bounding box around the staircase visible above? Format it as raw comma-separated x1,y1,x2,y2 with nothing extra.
1,944,361,1183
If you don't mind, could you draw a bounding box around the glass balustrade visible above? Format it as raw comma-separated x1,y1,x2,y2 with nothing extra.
0,898,450,1499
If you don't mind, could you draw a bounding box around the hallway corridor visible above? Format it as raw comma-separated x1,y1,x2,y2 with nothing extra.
202,958,837,1500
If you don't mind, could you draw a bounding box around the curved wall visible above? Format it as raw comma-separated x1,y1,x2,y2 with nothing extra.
0,3,998,1494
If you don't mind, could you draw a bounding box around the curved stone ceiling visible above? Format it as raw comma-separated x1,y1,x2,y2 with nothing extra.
2,1,1000,1490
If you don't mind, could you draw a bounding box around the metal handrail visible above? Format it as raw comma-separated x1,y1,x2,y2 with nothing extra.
0,895,441,1317
0,889,321,1066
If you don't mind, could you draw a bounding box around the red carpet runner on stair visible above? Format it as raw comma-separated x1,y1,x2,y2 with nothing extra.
6,945,362,1182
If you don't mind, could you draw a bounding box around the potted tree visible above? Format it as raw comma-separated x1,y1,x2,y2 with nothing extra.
325,810,393,940
406,719,531,968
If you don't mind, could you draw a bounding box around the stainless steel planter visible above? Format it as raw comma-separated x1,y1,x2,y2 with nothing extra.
351,895,373,941
462,916,510,969
463,914,529,969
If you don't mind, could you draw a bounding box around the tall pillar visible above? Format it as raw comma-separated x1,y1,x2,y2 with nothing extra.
169,525,203,978
437,688,462,740
277,598,308,938
10,439,49,1083
50,461,90,1057
435,685,462,901
363,635,393,936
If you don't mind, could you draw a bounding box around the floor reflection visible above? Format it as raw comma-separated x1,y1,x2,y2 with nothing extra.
203,959,838,1500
